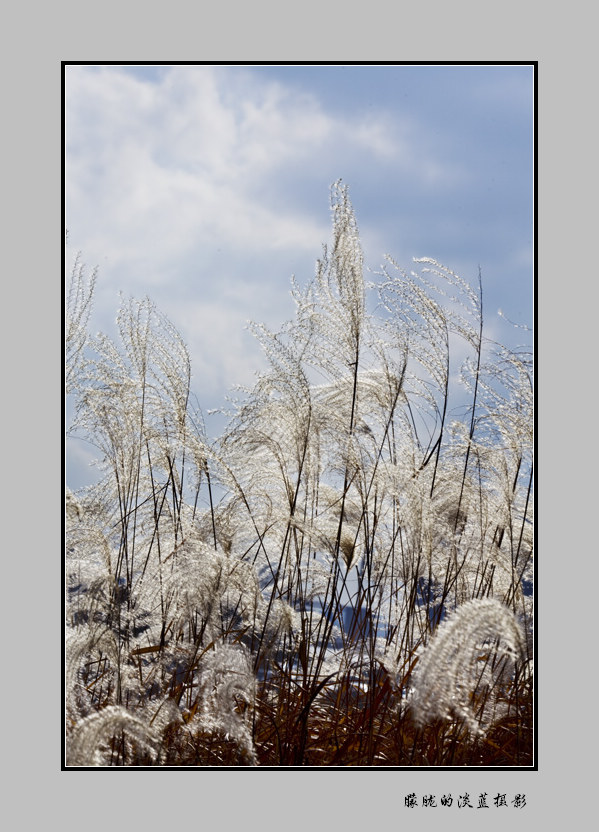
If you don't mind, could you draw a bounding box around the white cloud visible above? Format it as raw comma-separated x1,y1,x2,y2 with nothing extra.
65,64,533,490
65,65,441,413
66,67,342,288
65,66,448,272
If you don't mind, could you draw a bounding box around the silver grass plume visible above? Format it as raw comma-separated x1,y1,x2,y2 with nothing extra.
409,598,525,735
66,706,159,767
65,248,96,395
308,180,366,377
197,643,257,764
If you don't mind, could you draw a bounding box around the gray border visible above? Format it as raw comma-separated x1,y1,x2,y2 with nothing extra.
10,2,589,827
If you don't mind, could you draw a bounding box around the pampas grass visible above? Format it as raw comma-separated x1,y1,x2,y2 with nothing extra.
65,182,533,767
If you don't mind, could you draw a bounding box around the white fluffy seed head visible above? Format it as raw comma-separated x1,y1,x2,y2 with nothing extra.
409,598,525,735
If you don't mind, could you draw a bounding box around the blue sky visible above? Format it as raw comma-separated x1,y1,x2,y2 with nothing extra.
65,63,534,490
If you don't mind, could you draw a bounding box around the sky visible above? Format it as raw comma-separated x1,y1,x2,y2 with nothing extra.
65,63,534,491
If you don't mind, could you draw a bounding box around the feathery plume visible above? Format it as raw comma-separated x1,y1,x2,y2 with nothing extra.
410,598,526,735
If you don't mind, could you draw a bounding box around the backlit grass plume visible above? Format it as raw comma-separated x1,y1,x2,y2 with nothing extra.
409,598,526,735
66,706,160,767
